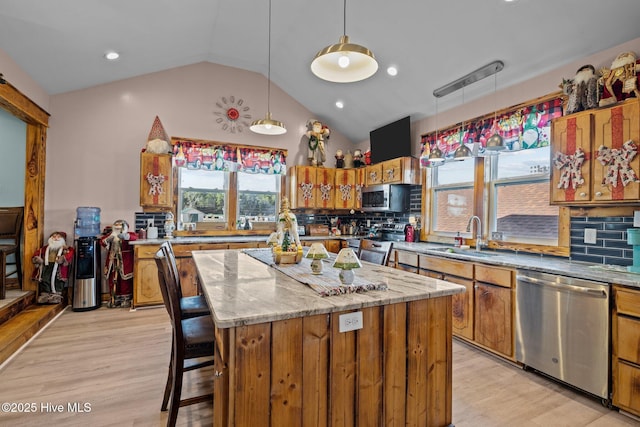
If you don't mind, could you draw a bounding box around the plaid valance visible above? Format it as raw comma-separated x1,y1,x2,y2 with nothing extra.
172,139,287,175
420,96,564,161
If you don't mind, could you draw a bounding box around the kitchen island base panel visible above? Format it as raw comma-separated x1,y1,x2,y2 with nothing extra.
214,298,453,426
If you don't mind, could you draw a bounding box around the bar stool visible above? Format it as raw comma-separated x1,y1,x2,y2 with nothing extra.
358,239,393,266
155,249,215,427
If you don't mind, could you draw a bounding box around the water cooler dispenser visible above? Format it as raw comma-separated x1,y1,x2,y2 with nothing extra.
72,207,102,311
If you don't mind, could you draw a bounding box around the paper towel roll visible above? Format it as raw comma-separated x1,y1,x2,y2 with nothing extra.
147,226,158,239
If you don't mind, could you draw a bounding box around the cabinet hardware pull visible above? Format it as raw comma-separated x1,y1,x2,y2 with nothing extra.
579,192,587,197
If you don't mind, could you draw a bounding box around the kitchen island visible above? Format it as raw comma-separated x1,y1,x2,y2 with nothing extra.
193,249,465,426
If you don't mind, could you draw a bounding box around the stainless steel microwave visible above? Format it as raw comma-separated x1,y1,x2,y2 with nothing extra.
361,184,410,212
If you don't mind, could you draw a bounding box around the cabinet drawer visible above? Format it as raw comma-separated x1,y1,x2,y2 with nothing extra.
617,315,640,365
396,250,419,268
135,244,162,259
419,255,473,279
475,264,513,288
617,287,640,318
173,243,228,256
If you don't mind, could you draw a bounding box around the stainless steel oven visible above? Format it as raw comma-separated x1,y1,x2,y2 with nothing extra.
515,270,610,401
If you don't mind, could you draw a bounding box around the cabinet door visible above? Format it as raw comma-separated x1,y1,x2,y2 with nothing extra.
365,164,383,186
133,258,163,307
315,167,335,209
140,152,173,210
592,100,640,201
448,276,474,340
382,158,402,183
474,283,513,357
291,166,316,209
334,168,356,210
550,112,592,203
323,239,343,254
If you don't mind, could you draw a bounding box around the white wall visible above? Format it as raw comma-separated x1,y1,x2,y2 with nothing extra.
45,62,352,237
407,37,640,158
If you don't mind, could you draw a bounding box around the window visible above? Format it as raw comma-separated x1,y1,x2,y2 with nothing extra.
489,146,558,244
237,172,280,229
178,168,228,228
431,159,475,234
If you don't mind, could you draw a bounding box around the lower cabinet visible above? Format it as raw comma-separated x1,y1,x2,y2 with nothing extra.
398,252,516,360
133,244,164,307
612,285,640,416
473,264,514,359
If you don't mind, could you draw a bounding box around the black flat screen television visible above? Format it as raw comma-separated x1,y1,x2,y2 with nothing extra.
369,116,412,164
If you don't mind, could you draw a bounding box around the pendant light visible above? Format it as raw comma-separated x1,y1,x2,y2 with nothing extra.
453,88,472,160
251,0,287,135
310,0,378,83
428,97,444,164
485,70,505,151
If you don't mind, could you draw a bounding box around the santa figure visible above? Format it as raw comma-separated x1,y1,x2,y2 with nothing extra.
101,219,137,308
33,231,74,304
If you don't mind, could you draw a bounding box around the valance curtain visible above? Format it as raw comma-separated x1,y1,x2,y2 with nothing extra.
172,140,287,175
420,97,564,159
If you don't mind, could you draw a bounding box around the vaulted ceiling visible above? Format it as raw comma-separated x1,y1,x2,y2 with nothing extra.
1,0,640,141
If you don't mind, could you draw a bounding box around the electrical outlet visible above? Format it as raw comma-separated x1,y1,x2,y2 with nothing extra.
584,228,597,244
147,218,154,228
491,231,503,241
339,311,363,333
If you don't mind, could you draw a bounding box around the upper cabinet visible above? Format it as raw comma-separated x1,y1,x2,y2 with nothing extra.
289,165,335,209
366,157,419,186
140,152,173,210
551,99,640,205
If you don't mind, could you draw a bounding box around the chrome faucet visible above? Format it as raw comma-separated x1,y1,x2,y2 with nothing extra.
466,215,483,251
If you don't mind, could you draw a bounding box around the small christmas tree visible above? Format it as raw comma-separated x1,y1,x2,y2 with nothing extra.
281,230,291,252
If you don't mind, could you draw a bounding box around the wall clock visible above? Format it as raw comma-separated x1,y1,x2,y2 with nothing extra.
214,96,252,133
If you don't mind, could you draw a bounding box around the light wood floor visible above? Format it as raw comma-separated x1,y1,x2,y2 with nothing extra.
0,307,637,427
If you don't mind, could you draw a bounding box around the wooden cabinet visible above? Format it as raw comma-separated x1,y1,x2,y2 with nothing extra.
364,157,419,187
288,166,335,209
551,99,640,204
550,110,593,203
612,285,640,416
473,264,514,358
140,152,173,210
354,167,365,209
133,244,164,307
333,168,357,210
419,255,475,341
592,100,640,202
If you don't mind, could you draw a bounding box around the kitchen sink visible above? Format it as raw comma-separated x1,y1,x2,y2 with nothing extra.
429,247,500,258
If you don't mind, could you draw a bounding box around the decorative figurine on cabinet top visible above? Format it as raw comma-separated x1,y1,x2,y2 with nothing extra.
599,51,640,107
304,119,331,167
563,64,600,115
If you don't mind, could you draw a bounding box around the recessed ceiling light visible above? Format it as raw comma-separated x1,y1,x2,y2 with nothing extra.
104,51,120,60
335,100,344,109
387,66,398,77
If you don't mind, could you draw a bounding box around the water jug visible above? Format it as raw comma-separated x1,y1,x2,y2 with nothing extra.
75,206,101,237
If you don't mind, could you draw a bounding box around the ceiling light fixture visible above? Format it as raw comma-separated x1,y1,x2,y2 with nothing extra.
428,97,444,164
485,69,505,151
433,60,504,98
104,51,120,61
335,100,344,109
251,0,286,135
310,0,378,83
453,88,472,160
387,66,398,77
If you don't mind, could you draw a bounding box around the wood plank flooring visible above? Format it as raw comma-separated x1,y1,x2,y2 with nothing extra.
0,306,637,427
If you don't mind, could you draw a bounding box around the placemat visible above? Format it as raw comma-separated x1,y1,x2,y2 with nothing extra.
243,248,387,297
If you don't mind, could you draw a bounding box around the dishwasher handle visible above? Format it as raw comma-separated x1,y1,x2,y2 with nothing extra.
516,274,607,298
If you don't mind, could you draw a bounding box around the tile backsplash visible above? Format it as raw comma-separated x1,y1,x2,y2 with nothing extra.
570,216,635,266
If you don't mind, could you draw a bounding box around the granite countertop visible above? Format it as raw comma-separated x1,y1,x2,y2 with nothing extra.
392,241,640,289
129,234,346,245
192,249,465,328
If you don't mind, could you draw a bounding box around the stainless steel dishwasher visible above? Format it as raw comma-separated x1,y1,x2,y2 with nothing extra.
515,270,610,401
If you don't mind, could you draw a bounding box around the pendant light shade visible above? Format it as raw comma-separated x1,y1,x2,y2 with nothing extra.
453,143,472,160
485,72,505,151
311,1,377,83
251,0,286,135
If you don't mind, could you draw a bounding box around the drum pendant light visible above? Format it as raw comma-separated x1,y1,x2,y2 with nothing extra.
485,71,505,151
310,0,378,83
251,0,286,135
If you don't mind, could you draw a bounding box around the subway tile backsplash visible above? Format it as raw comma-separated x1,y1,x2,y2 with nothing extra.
570,216,634,266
